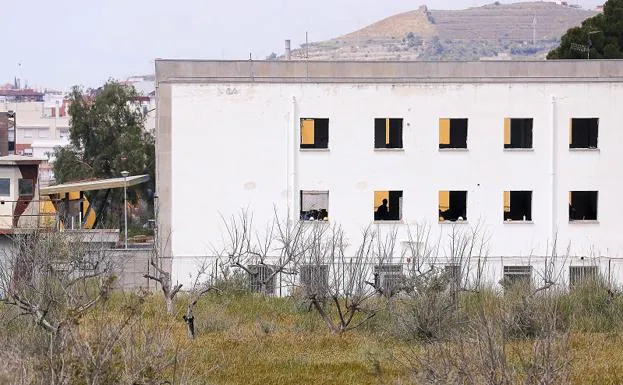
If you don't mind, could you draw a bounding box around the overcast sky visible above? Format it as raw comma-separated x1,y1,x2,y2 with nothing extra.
4,0,603,90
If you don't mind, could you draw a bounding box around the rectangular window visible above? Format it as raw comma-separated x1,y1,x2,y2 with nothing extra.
374,190,403,221
24,128,33,138
439,191,467,222
444,264,461,286
0,178,9,196
569,266,598,287
569,191,598,221
374,118,403,149
374,264,403,296
439,118,468,149
300,118,329,149
38,129,49,138
248,264,276,294
504,118,533,149
300,191,329,221
570,118,598,149
300,264,329,296
502,265,532,288
18,179,33,197
503,191,532,221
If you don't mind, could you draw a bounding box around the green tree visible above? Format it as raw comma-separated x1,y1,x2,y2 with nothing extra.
547,0,623,59
53,81,155,226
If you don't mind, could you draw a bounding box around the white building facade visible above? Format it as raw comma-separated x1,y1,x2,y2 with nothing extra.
156,60,623,291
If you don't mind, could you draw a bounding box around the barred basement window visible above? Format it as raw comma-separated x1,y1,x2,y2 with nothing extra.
300,118,329,149
444,264,461,286
502,265,532,288
569,266,598,287
374,264,403,296
374,118,403,149
504,118,533,149
439,118,468,149
300,264,329,296
248,264,276,294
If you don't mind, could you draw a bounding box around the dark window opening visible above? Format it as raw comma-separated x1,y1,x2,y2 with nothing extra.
569,266,598,287
502,265,532,288
439,191,467,222
569,191,598,221
300,191,329,221
570,118,598,149
300,264,329,296
439,118,468,149
374,264,403,296
18,179,33,197
0,178,10,196
248,264,276,294
374,190,403,221
504,191,532,221
374,118,403,149
504,118,533,149
300,118,329,149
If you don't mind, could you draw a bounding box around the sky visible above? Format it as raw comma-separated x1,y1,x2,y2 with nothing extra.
3,0,604,90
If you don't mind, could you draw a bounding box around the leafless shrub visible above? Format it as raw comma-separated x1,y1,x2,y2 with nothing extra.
144,232,182,315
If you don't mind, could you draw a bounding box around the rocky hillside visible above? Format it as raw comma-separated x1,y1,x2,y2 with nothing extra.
286,2,597,61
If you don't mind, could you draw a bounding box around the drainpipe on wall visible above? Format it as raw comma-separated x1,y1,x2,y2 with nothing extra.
288,96,298,222
551,95,558,245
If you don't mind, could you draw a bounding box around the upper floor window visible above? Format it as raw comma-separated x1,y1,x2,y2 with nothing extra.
570,118,598,149
374,118,403,149
300,190,329,221
503,191,532,221
300,118,329,149
504,118,533,149
18,179,34,197
569,191,598,221
374,190,403,221
439,190,467,222
439,118,468,149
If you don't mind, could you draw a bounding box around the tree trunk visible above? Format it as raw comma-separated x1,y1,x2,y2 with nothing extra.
165,295,174,315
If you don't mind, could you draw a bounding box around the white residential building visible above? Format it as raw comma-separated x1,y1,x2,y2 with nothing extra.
155,59,623,291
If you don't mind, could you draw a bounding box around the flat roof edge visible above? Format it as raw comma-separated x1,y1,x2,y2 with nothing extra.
155,60,623,83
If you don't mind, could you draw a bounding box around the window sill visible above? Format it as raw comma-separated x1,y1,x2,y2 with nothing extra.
439,148,468,152
374,148,404,152
300,148,330,152
504,220,534,224
373,220,404,224
439,220,468,224
503,148,534,152
569,220,599,224
569,148,599,152
300,220,330,224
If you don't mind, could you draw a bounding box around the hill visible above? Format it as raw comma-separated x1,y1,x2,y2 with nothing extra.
286,2,597,61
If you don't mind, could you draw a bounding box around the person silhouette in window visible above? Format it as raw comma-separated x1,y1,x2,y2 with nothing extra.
375,199,389,220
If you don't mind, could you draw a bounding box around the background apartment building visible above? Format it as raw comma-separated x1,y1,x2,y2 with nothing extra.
157,60,623,291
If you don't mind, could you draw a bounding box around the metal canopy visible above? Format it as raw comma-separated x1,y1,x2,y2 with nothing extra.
40,174,150,195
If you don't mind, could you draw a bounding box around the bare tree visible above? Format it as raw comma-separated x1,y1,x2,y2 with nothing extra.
183,258,221,339
144,232,182,315
304,224,378,334
217,208,310,296
0,231,116,384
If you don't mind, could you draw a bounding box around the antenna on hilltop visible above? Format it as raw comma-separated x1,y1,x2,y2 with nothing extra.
532,16,537,46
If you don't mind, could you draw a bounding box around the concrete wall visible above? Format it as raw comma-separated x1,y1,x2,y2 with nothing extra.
157,60,623,289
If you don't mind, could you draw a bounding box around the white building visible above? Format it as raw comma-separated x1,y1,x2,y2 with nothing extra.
155,59,623,291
